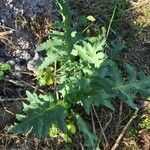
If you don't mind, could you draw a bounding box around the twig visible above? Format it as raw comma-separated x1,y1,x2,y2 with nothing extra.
92,105,109,149
0,30,13,43
80,142,85,150
106,4,117,37
33,85,39,93
103,113,113,132
119,101,123,116
118,101,123,127
4,73,45,94
0,98,26,102
0,29,14,45
13,71,35,76
0,24,15,31
110,109,139,150
0,30,13,37
91,109,96,134
3,107,15,115
18,80,45,94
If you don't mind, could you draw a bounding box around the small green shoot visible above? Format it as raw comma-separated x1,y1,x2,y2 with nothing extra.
0,63,11,80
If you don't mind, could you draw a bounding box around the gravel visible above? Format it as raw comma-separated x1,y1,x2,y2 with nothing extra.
0,0,57,73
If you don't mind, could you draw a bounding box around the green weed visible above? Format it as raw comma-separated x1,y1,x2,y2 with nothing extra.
9,0,150,149
0,63,11,80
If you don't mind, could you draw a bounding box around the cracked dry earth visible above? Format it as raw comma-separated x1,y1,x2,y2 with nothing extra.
0,0,58,127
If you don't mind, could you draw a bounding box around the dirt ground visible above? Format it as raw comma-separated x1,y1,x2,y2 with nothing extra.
0,0,150,149
0,0,57,69
0,0,57,126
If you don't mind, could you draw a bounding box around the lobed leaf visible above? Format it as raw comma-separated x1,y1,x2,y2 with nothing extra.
76,114,97,149
9,92,68,138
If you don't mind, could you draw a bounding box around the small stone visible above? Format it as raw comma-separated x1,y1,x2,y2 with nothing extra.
15,58,20,63
33,52,43,64
6,0,13,4
27,60,37,74
13,72,22,78
14,64,25,71
5,75,10,79
33,52,40,60
7,59,15,66
21,51,31,60
9,4,13,9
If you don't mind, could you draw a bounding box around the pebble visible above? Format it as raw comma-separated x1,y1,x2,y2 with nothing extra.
14,64,25,71
6,60,15,66
15,58,20,63
27,60,37,74
21,51,31,60
33,52,40,60
13,72,22,78
27,52,43,74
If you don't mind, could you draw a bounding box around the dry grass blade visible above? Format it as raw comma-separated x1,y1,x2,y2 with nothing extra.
0,30,13,39
0,29,14,46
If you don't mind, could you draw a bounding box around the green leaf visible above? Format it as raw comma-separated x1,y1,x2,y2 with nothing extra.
92,90,115,111
88,28,107,52
0,71,4,80
76,114,97,149
9,92,68,138
37,67,54,86
77,15,88,28
90,61,150,109
72,41,107,68
36,39,52,52
125,64,136,82
52,21,64,29
107,63,150,108
0,63,11,71
87,15,96,22
36,31,66,54
82,89,115,114
110,40,125,59
57,0,73,51
38,54,58,71
0,63,11,80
